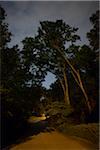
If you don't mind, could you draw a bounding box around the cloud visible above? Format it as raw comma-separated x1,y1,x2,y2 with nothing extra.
0,1,98,47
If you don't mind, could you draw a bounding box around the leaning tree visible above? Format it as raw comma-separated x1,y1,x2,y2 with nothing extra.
22,20,92,114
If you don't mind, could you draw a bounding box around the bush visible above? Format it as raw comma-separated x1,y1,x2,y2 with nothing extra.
45,101,73,127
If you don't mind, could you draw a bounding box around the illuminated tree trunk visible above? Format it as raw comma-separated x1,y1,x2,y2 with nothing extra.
59,65,70,105
59,79,65,96
63,65,70,105
53,44,92,114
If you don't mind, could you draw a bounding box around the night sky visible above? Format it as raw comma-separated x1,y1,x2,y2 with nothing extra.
0,1,99,88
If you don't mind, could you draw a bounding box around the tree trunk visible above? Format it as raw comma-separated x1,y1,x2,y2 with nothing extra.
71,69,91,113
53,44,92,114
59,79,65,96
59,65,70,105
63,65,70,105
77,70,92,113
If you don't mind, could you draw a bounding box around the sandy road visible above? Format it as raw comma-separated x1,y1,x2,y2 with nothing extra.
10,131,96,150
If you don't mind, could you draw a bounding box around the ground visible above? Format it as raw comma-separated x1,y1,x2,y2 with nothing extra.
10,131,96,150
9,116,97,150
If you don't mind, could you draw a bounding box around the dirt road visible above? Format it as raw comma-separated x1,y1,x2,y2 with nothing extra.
10,131,96,150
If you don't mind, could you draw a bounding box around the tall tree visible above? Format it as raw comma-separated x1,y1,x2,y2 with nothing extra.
36,20,81,105
0,5,24,147
0,6,44,147
87,10,99,87
34,20,92,113
68,10,99,121
22,20,92,113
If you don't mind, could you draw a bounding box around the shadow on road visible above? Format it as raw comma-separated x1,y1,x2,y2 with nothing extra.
6,120,54,150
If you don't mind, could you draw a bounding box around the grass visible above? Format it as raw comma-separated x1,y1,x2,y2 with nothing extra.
58,123,99,146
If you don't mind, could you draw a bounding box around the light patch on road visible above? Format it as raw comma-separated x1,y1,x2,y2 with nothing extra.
28,116,46,123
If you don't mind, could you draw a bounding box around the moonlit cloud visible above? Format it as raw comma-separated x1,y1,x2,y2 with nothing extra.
0,1,99,88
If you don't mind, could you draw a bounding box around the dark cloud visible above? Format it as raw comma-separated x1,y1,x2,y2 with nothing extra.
0,1,99,88
0,1,99,46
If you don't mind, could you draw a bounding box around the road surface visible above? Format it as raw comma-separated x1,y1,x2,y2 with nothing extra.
9,116,97,150
10,130,96,150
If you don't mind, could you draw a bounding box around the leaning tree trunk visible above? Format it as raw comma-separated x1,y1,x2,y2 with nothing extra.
59,77,70,105
53,44,92,114
59,66,70,105
63,64,70,105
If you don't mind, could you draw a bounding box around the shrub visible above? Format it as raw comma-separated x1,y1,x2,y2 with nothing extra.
45,101,73,127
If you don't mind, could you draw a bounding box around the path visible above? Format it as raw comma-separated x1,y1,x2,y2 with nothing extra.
9,116,97,150
10,130,96,150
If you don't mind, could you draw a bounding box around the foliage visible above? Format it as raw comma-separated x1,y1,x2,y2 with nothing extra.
36,20,80,79
0,5,11,49
22,20,81,106
0,6,44,148
21,14,99,122
86,10,99,89
66,10,99,121
87,10,99,51
48,79,64,102
21,37,47,86
45,101,73,127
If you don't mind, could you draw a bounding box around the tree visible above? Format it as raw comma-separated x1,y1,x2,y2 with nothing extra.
0,5,11,50
22,20,92,114
34,20,92,114
21,37,48,87
87,10,99,51
85,10,99,122
0,6,45,148
49,79,64,102
87,10,99,88
68,10,99,122
0,5,23,147
35,20,81,106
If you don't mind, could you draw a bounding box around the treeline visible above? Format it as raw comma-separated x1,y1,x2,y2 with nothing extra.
0,5,99,148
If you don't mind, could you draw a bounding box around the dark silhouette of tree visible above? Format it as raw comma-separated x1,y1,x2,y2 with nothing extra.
68,10,99,122
36,20,92,113
0,6,44,148
86,10,99,122
49,79,64,102
21,37,47,87
87,10,99,51
0,5,22,147
23,20,81,106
